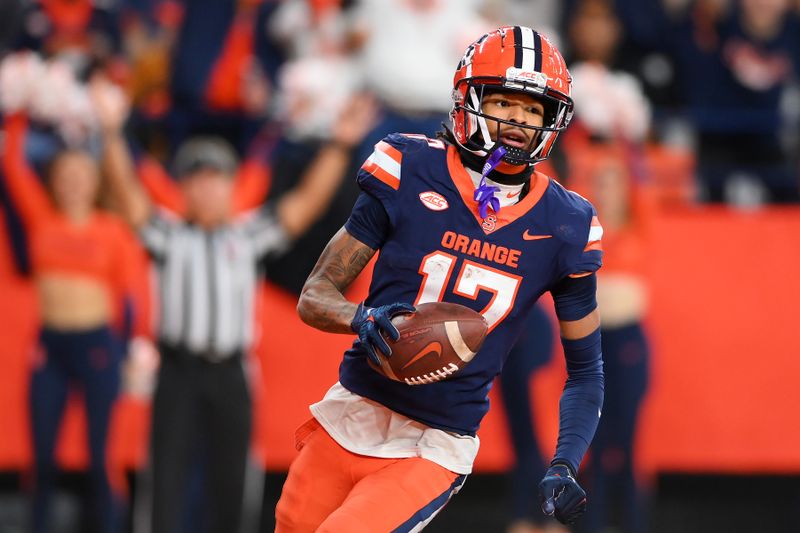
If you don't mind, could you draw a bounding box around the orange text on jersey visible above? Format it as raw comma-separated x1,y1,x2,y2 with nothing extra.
440,231,521,268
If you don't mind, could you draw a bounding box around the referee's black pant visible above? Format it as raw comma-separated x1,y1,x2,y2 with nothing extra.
150,344,251,533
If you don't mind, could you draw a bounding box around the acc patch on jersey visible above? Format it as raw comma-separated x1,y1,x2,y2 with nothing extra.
419,191,449,211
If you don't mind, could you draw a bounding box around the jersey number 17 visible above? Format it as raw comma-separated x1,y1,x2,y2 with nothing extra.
414,252,521,332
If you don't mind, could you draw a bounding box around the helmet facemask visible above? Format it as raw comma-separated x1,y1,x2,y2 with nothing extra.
451,77,573,166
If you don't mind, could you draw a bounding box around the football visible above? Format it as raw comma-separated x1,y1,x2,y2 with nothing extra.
367,302,488,385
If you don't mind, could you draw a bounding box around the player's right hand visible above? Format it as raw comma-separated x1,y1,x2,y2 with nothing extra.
350,302,415,366
538,463,587,525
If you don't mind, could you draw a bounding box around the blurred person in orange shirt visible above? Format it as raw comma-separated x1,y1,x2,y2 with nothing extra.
0,89,137,533
577,150,652,533
561,2,653,532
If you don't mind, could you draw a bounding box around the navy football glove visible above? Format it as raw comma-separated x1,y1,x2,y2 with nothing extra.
539,463,587,525
350,302,415,366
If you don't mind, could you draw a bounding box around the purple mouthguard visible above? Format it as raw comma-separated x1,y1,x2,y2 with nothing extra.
474,146,506,219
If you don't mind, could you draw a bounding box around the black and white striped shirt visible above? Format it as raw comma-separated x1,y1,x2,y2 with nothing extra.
139,206,289,359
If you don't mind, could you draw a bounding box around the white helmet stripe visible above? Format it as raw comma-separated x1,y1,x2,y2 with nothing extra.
520,27,535,71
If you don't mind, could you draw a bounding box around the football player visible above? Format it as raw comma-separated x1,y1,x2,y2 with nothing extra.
276,26,604,532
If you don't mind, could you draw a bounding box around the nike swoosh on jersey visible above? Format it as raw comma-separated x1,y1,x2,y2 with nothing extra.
523,230,552,240
506,190,521,198
401,341,443,370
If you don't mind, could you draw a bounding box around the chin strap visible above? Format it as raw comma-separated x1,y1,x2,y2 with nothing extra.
474,146,506,218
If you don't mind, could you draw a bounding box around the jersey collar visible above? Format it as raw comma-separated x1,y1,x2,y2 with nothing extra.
446,145,549,235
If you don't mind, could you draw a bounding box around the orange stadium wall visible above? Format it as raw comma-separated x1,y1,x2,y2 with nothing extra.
1,207,799,479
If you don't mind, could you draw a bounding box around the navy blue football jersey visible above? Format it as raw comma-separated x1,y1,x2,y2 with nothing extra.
339,134,603,435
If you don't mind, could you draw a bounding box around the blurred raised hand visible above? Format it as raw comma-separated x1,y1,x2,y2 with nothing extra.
89,76,131,134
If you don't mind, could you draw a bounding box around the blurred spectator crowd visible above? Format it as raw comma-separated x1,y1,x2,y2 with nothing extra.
0,0,799,532
0,0,797,215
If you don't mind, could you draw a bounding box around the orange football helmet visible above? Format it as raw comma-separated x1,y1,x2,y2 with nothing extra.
450,26,574,165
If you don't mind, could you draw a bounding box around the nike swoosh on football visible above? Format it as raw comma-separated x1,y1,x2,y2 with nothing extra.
523,230,552,240
401,341,443,370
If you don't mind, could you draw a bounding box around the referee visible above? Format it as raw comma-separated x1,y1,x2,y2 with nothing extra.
92,80,375,533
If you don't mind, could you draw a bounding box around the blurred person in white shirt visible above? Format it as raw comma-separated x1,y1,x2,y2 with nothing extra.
351,0,487,114
347,0,491,161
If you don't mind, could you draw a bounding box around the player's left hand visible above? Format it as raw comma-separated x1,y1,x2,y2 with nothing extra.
538,463,587,525
350,302,415,366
